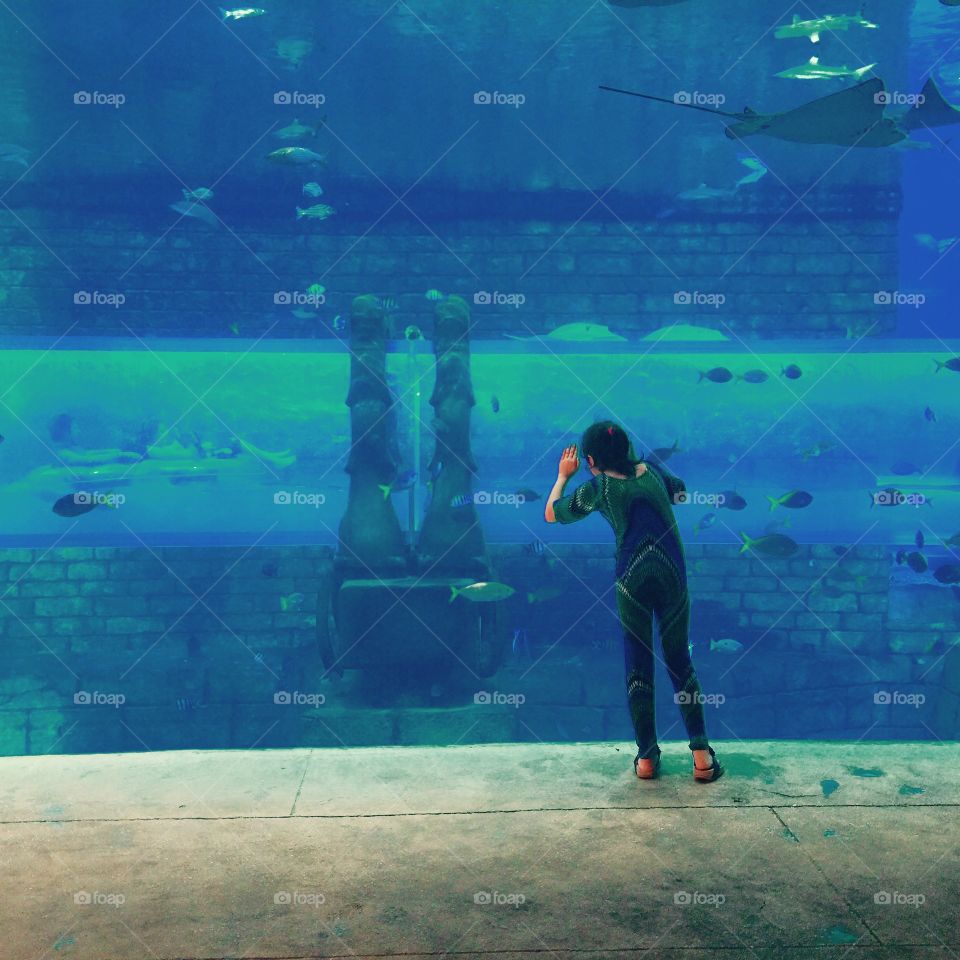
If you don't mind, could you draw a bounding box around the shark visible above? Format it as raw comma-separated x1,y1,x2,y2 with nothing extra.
776,56,877,81
775,9,879,43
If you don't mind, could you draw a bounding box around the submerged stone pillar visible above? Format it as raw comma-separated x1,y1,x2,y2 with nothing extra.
417,295,487,568
337,295,406,570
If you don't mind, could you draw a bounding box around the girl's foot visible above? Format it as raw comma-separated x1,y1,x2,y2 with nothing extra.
634,748,661,780
693,746,724,783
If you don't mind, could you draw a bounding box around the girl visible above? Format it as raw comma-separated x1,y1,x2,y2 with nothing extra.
545,421,723,782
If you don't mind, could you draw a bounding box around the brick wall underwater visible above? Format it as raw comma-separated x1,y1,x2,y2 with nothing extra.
0,542,955,756
0,201,899,341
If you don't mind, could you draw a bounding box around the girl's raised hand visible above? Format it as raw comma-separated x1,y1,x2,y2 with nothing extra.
557,444,580,478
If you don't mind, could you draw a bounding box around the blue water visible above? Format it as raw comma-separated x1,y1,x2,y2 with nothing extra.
1,0,959,755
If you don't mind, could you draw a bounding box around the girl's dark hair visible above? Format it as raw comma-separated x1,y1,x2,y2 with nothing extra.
580,421,641,476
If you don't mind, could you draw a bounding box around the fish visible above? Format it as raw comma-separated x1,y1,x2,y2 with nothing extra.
296,203,335,221
220,7,266,20
275,37,314,67
719,491,747,511
642,324,729,342
404,325,423,341
924,406,937,422
332,314,345,333
0,142,30,167
801,440,834,460
781,364,803,380
710,638,743,654
933,564,960,584
774,11,878,44
378,297,399,313
735,154,768,189
52,493,101,517
425,289,444,301
182,186,213,201
302,181,324,197
776,56,876,81
650,439,682,462
450,493,473,509
275,117,322,140
515,488,541,502
763,517,792,533
170,200,219,228
767,490,814,510
915,233,957,254
695,513,718,536
490,395,500,413
261,562,278,577
378,469,417,499
449,581,516,603
524,539,546,557
306,283,326,297
677,183,736,201
527,586,563,604
739,531,800,558
505,322,627,343
943,533,960,548
738,369,769,383
916,530,925,550
228,321,240,335
698,367,733,384
934,357,960,373
890,460,922,476
267,146,327,166
905,551,928,574
821,779,840,797
280,592,305,611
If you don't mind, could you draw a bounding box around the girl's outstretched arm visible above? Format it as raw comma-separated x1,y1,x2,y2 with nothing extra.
545,445,580,523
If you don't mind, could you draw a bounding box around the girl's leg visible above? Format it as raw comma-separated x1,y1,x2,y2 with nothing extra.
656,586,710,752
617,582,658,760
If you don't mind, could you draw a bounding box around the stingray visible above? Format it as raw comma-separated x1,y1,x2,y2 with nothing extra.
600,78,911,147
900,76,960,132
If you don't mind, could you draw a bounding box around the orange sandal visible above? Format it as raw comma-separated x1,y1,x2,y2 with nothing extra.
694,746,724,783
634,747,661,780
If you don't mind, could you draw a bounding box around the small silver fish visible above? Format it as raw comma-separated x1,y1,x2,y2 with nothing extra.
302,181,324,197
220,7,266,20
182,186,213,201
710,638,743,654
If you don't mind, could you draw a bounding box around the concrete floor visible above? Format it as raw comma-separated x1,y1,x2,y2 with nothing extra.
1,741,957,960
